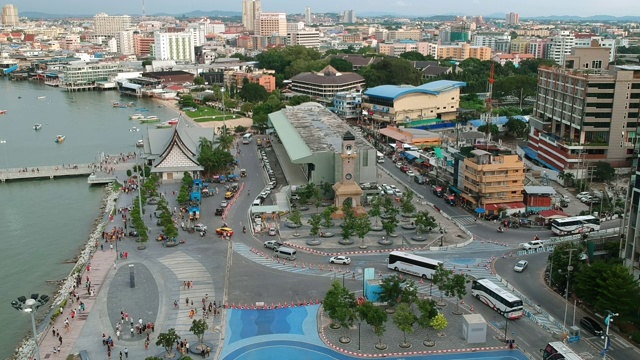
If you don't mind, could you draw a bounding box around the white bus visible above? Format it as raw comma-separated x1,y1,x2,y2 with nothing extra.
551,215,600,236
376,151,385,163
541,341,583,360
242,133,253,144
387,251,442,279
471,278,524,319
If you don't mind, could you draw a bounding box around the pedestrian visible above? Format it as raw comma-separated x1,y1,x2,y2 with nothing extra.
113,261,117,269
186,297,189,306
101,244,104,251
119,351,123,360
145,340,149,350
53,346,57,355
110,243,113,251
116,330,121,340
58,335,62,345
130,328,134,337
124,347,128,358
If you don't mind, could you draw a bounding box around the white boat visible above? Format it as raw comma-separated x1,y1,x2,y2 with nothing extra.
0,109,6,115
55,135,65,143
33,124,42,130
129,114,144,120
37,96,46,100
156,122,172,129
136,139,144,147
145,116,159,120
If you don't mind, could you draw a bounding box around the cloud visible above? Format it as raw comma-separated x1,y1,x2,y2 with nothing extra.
395,0,411,7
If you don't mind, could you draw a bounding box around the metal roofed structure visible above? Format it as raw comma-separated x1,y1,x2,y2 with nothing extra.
268,102,378,186
363,80,466,101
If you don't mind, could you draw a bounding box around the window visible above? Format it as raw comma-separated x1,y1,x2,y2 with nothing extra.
632,83,640,89
591,60,603,69
585,112,612,118
587,92,614,99
586,102,613,108
587,83,615,89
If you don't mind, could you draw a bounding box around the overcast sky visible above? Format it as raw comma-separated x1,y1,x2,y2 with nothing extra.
14,0,640,17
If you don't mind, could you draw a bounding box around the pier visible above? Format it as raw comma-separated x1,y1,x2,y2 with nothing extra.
0,164,117,184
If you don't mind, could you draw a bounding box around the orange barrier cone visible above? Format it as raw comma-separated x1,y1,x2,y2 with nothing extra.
278,302,281,308
471,305,474,311
232,303,235,309
461,299,465,305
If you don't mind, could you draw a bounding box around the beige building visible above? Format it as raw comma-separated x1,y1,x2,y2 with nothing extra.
388,29,422,41
461,150,525,208
255,12,287,37
94,13,132,36
437,43,491,61
1,4,18,26
564,40,610,71
242,0,262,32
362,80,466,124
289,65,365,100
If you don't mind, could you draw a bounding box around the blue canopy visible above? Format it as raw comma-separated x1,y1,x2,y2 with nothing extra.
475,208,486,214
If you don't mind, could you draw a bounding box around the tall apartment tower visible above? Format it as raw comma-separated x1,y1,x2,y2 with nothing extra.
505,12,519,25
623,154,640,279
547,30,575,66
256,12,287,37
94,13,132,36
1,4,19,26
117,31,135,55
242,0,262,32
343,10,356,23
153,32,195,62
305,7,312,25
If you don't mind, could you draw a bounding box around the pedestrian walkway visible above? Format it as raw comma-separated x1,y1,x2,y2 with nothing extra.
38,243,117,358
157,251,220,337
450,215,478,226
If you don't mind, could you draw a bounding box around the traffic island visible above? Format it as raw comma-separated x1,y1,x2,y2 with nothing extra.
401,224,416,230
378,237,393,245
370,225,384,231
411,235,428,242
339,239,354,245
306,239,321,246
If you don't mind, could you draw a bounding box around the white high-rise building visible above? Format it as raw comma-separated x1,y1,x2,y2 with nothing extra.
1,4,19,26
343,10,356,23
288,30,320,49
153,32,195,63
547,30,575,66
242,0,262,32
117,31,135,55
575,36,617,63
255,12,287,37
94,13,132,36
305,7,312,25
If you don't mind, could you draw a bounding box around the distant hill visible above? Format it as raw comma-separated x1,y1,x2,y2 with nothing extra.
21,10,241,19
523,15,640,21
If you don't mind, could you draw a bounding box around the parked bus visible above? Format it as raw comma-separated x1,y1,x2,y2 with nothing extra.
551,215,600,236
541,341,582,360
242,133,253,144
470,278,524,319
376,151,385,163
387,251,442,279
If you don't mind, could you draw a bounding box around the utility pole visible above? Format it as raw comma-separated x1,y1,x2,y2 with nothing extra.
565,248,577,301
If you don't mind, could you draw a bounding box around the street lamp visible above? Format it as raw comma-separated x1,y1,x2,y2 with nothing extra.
11,294,50,360
220,87,226,134
130,128,144,221
358,321,362,351
602,311,618,360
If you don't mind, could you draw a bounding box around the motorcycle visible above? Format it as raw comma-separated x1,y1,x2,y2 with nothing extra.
497,227,504,233
243,226,247,233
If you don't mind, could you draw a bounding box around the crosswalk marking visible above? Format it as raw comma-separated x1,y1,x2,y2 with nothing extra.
451,215,478,226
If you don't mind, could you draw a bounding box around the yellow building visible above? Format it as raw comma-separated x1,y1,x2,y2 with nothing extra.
461,150,525,210
437,43,491,61
362,80,466,124
509,38,530,54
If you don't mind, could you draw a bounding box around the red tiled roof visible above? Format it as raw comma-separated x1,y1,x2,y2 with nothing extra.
539,209,569,218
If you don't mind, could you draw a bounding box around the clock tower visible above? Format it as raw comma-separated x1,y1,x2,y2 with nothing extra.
332,131,365,218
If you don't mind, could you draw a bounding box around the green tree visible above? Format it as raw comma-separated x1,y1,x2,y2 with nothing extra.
193,76,205,86
416,298,439,345
178,94,197,109
323,281,357,342
593,161,615,182
549,242,587,296
357,300,388,349
239,82,270,103
393,303,417,348
400,190,416,216
377,274,404,310
358,57,422,87
400,279,419,306
505,117,528,138
414,210,436,236
430,313,448,336
381,206,399,238
353,215,371,248
308,214,322,242
240,102,255,114
444,274,469,314
156,328,180,357
288,209,303,236
477,124,499,138
288,95,313,106
189,319,209,350
321,206,336,229
494,75,538,108
369,196,383,227
400,51,427,61
432,264,453,305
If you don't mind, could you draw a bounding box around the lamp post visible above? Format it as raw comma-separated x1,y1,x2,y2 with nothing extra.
11,294,50,360
602,311,618,360
358,321,362,351
220,87,226,135
0,139,8,176
130,128,143,221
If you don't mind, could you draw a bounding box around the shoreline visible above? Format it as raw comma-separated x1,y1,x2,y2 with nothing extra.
12,184,121,359
154,97,253,130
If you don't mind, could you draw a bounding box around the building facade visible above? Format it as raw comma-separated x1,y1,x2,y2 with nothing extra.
461,150,525,208
94,13,132,36
117,31,135,55
547,30,575,66
343,10,356,23
505,12,520,25
58,62,121,87
623,155,640,279
242,0,262,32
153,32,195,63
473,32,511,52
437,43,492,61
289,65,365,100
134,35,155,57
255,12,287,37
333,91,362,119
288,30,320,49
528,60,639,174
1,4,18,26
362,80,466,124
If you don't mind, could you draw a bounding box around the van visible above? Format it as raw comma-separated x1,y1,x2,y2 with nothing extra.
252,198,262,207
274,246,297,260
414,175,425,184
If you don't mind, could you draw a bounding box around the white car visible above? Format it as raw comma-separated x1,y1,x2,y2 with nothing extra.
522,240,545,250
329,256,351,265
576,192,590,200
395,162,402,169
220,200,228,208
513,260,528,273
393,189,403,197
406,170,415,177
194,223,207,232
268,227,277,236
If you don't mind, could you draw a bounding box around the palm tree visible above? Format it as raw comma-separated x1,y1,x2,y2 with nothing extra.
217,128,234,150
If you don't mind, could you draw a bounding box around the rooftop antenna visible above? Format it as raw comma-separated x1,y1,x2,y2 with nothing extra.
142,0,146,18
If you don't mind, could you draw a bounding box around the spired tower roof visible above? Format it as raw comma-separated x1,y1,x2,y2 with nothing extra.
342,131,355,141
152,124,203,172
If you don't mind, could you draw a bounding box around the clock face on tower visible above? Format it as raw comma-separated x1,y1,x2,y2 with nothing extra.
345,145,352,153
345,173,352,180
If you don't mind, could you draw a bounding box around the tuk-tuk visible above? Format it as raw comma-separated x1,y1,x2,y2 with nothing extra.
219,175,226,184
240,169,247,178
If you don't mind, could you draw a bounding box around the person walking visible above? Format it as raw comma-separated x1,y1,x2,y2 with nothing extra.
124,347,128,358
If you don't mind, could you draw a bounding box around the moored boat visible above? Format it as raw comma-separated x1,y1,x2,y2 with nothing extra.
33,124,42,130
112,102,120,107
129,114,144,120
37,96,46,100
167,118,179,125
0,109,6,115
136,139,144,147
156,122,172,129
55,135,65,143
146,116,159,120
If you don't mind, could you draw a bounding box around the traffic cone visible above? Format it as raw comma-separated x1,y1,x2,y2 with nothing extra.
338,268,342,273
278,302,281,308
470,305,474,311
232,303,235,309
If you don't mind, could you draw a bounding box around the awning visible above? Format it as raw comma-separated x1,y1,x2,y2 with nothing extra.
475,208,486,214
434,147,444,159
402,152,416,161
523,146,538,160
414,158,424,164
449,185,462,194
535,157,561,172
379,127,411,143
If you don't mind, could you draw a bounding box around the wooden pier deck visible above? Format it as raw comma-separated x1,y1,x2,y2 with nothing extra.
0,164,117,184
